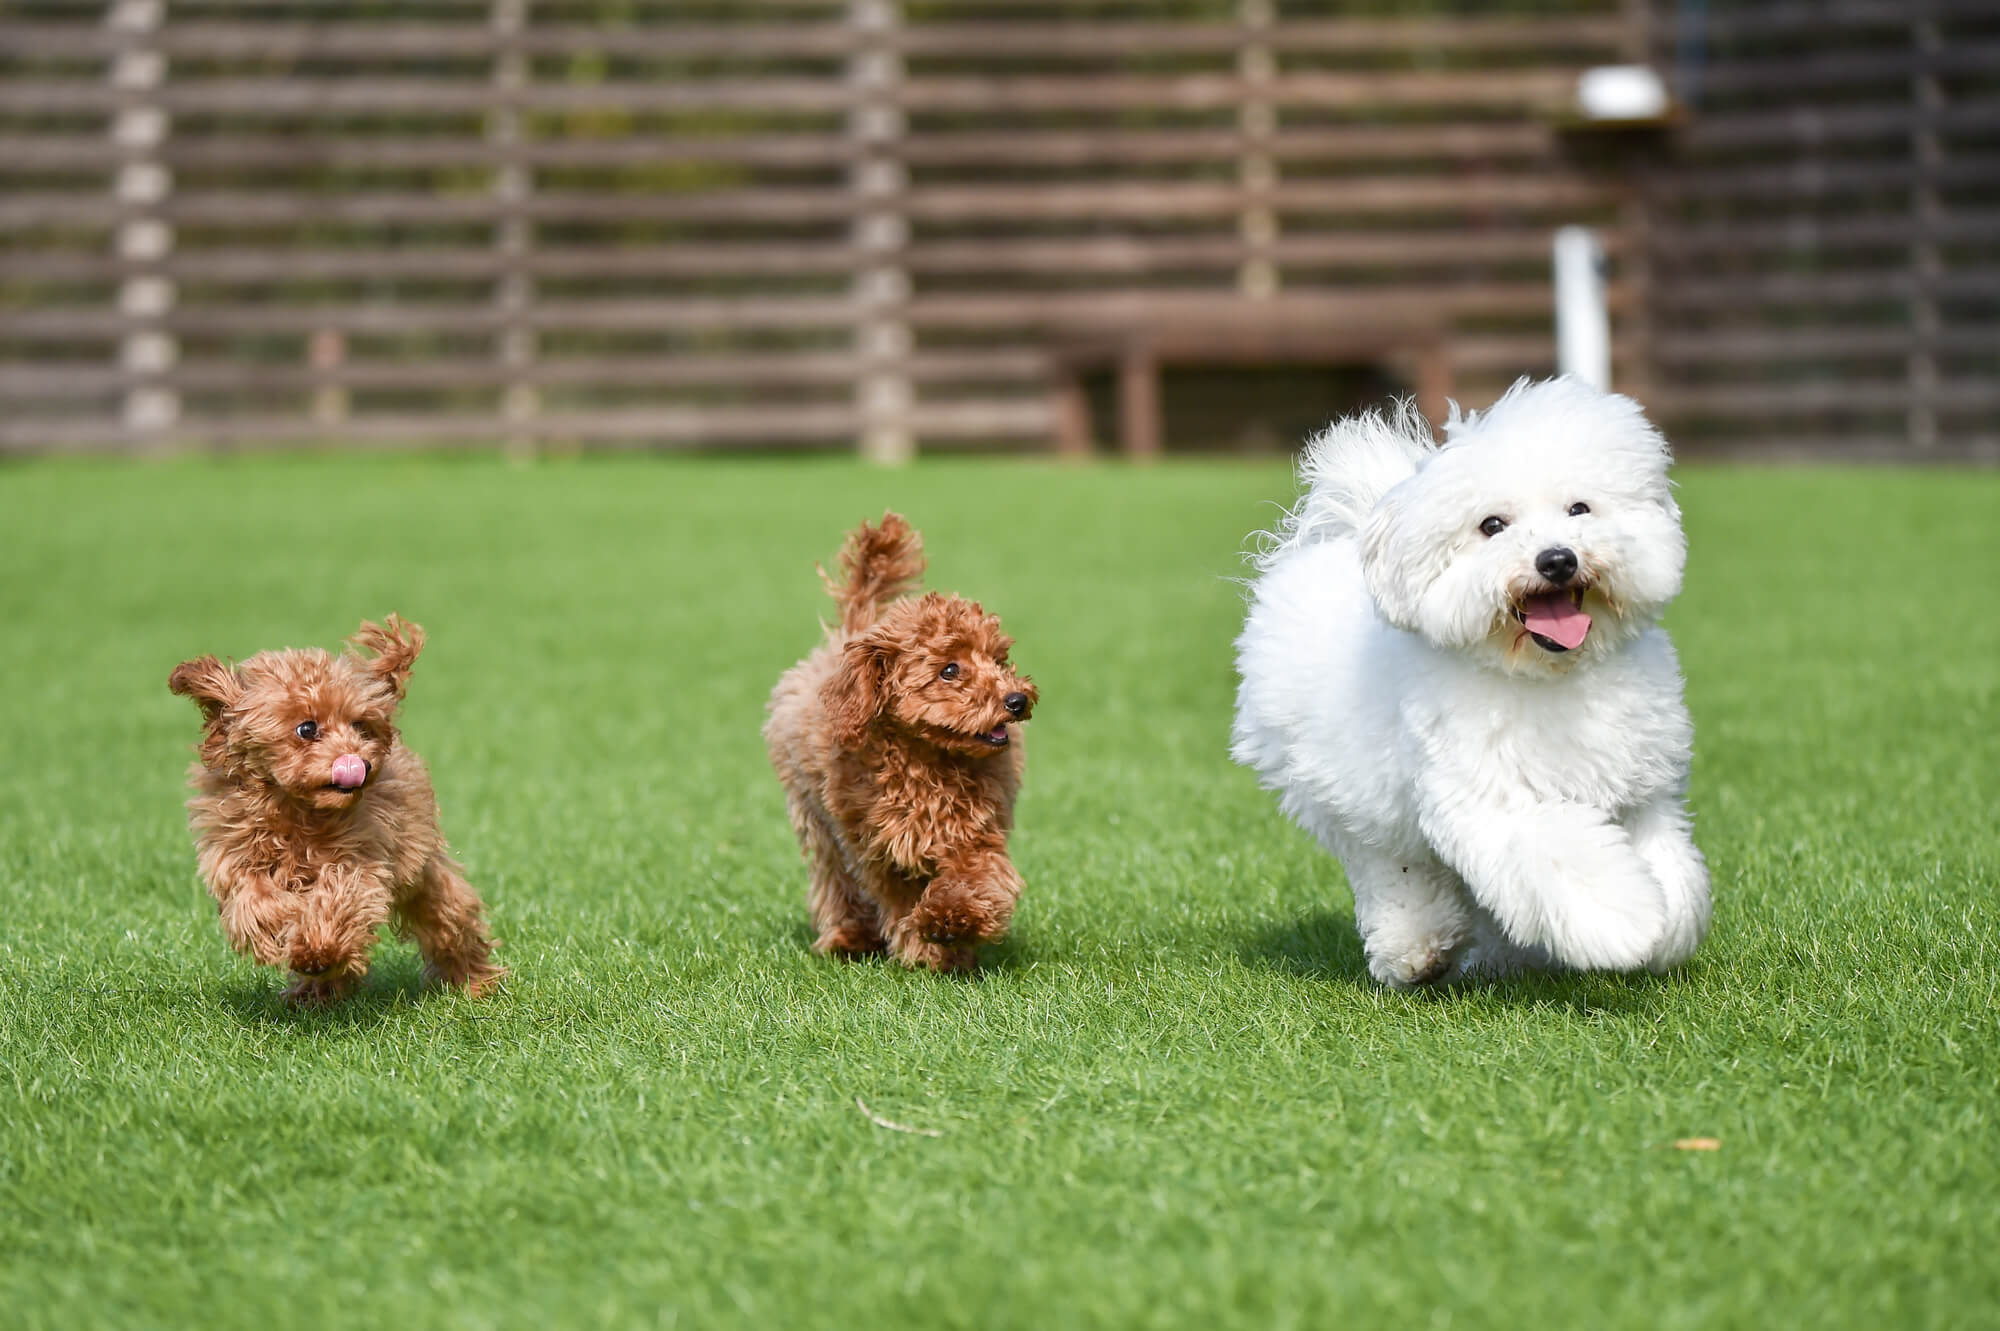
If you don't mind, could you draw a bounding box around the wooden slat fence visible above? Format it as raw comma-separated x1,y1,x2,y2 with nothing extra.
1644,0,2000,459
23,2,1988,457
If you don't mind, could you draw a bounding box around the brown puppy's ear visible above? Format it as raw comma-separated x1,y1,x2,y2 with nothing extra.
346,614,425,698
168,655,240,724
822,634,890,748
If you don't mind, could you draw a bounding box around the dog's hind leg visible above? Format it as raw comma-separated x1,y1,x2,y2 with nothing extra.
397,854,504,996
792,797,885,958
1345,847,1475,989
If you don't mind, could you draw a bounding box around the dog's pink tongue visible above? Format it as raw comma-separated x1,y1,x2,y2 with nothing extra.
330,754,368,789
1522,593,1592,649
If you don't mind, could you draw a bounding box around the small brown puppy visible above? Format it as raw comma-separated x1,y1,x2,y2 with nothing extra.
765,513,1038,973
169,616,502,1004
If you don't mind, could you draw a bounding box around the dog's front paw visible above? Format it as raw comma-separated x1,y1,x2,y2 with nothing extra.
897,938,979,974
1539,885,1668,972
906,891,1003,947
287,915,366,982
281,970,360,1006
1368,937,1458,990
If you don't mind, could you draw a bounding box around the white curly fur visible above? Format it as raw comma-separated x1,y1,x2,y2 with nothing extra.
1232,377,1712,988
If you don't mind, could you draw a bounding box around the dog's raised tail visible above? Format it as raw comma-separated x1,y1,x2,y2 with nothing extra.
1255,398,1438,569
826,511,926,634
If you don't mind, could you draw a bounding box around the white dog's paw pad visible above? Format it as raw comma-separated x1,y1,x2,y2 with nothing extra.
1375,941,1456,989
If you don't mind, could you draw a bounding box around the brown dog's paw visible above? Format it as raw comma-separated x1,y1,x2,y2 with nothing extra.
897,939,979,974
906,893,1001,947
286,921,359,982
281,970,360,1006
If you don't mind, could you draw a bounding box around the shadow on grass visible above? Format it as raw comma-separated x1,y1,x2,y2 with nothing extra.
216,953,441,1028
1238,908,1371,985
1238,907,1673,1015
778,916,1036,980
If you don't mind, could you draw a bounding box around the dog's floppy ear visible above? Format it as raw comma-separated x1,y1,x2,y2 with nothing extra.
345,614,424,698
168,655,241,725
1359,483,1436,634
822,632,891,748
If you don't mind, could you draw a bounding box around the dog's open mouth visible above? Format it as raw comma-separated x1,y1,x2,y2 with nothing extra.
1512,589,1592,653
975,725,1010,747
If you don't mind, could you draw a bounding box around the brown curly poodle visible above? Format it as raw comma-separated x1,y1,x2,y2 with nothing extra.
765,513,1038,973
168,616,503,1004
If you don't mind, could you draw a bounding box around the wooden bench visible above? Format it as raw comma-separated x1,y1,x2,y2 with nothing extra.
1044,308,1454,458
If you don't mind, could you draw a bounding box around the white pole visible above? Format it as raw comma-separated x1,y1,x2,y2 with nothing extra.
849,0,913,464
109,0,178,443
1553,225,1611,391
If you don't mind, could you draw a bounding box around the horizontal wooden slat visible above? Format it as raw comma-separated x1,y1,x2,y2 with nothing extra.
0,79,858,115
0,175,1615,231
1670,0,1998,41
902,70,1581,113
1655,269,2000,310
1658,156,2000,201
0,350,1052,396
906,176,1613,223
1671,435,2000,463
0,123,1578,176
1,340,1578,400
0,15,1629,61
907,229,1587,273
1654,327,1997,364
900,123,1566,166
903,284,1613,328
0,225,1604,284
0,190,860,227
1697,45,2000,94
0,132,859,171
0,405,868,453
893,16,1627,55
0,279,1597,341
906,400,1053,439
1660,380,2000,416
1650,210,2000,259
1677,100,2000,152
0,297,864,337
0,68,1589,117
0,245,858,282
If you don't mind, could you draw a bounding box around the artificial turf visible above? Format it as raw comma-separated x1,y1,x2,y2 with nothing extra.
0,454,1994,1330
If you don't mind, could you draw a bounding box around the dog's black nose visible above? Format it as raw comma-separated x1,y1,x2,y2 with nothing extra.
1535,546,1579,584
1003,692,1029,716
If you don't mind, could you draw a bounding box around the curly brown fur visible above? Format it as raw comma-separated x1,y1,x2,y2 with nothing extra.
766,513,1039,973
168,615,503,1004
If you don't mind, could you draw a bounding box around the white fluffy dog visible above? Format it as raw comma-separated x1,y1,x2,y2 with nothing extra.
1232,376,1711,988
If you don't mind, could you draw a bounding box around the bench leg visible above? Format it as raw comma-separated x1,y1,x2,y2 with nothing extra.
1119,349,1162,460
1053,368,1092,457
1415,339,1453,438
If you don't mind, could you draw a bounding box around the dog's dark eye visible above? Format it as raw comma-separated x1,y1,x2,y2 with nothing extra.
1568,502,1591,516
939,663,960,681
295,720,319,741
1478,516,1508,538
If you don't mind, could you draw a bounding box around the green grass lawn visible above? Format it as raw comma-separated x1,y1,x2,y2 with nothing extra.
1,455,1995,1330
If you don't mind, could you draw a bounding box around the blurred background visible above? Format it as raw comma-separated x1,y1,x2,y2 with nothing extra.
2,0,1996,462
